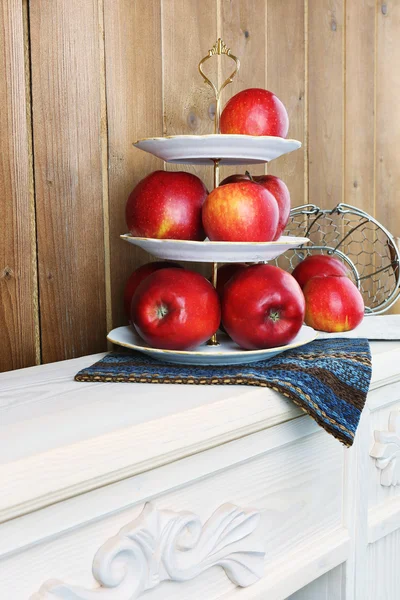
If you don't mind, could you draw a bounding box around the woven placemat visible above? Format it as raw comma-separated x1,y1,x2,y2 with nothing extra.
76,338,371,447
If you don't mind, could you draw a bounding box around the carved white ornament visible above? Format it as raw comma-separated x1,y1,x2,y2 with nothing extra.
370,411,400,486
31,502,265,599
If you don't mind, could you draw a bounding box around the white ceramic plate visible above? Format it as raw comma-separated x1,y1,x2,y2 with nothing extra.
107,325,317,366
120,235,309,263
134,134,301,165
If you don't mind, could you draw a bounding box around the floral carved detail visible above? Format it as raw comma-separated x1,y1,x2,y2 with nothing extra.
370,411,400,486
31,502,265,599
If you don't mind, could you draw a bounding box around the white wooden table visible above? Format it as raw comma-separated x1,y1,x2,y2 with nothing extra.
1,342,400,599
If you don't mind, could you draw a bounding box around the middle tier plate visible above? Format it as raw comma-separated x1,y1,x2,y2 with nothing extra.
121,234,309,263
134,134,301,165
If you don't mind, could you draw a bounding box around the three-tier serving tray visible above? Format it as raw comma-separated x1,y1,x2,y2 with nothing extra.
108,39,316,365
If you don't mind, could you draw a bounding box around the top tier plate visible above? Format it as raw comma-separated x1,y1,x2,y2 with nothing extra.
134,134,301,166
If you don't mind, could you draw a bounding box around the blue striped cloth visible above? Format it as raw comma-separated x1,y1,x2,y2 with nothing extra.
75,338,371,446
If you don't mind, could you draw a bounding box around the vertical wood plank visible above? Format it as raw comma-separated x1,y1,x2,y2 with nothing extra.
267,0,306,208
376,2,400,234
344,0,376,306
308,0,344,210
345,0,375,213
30,0,107,363
162,0,218,191
162,0,218,277
376,1,400,313
0,0,38,372
104,0,163,328
219,0,267,180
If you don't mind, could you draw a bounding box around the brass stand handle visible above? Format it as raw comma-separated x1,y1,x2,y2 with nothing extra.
198,38,240,134
199,38,240,346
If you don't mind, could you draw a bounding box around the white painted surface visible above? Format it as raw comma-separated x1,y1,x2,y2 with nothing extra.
287,566,344,600
107,325,317,365
133,134,301,165
318,314,400,340
367,529,400,600
120,234,309,263
31,503,265,599
370,410,400,486
1,341,400,599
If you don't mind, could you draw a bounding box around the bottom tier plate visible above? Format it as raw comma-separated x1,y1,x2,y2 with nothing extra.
107,325,318,366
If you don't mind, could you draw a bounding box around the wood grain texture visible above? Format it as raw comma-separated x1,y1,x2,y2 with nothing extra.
162,0,218,189
0,0,38,372
345,0,375,212
343,1,376,304
376,1,400,234
376,2,400,313
104,0,163,328
308,0,344,209
29,0,107,363
162,0,218,277
4,0,400,370
288,565,344,599
0,425,343,599
219,0,267,180
267,0,306,207
367,528,400,600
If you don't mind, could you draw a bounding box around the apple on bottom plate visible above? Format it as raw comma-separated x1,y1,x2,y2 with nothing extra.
222,264,306,350
123,261,182,320
131,268,220,351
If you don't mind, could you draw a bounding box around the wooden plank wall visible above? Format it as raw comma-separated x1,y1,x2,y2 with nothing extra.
1,0,399,371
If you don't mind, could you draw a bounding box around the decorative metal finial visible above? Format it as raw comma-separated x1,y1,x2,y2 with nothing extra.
198,38,240,134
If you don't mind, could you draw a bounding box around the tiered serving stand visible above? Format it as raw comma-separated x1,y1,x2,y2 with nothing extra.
107,39,316,365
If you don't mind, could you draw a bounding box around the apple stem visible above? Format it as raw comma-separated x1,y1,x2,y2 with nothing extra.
245,170,254,182
268,309,281,322
156,304,169,319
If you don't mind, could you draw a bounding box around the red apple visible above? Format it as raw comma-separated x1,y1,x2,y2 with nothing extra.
292,255,350,289
220,88,289,137
222,264,305,350
220,172,290,240
215,263,247,298
202,182,279,242
303,275,364,332
123,261,182,319
131,268,221,350
126,170,208,241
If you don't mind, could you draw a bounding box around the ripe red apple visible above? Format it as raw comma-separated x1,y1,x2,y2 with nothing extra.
215,263,247,298
123,261,182,319
303,275,364,332
220,172,290,240
222,264,305,350
202,182,279,242
126,170,208,241
292,255,351,289
220,88,289,137
131,268,221,350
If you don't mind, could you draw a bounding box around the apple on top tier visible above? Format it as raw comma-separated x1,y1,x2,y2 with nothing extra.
220,88,289,137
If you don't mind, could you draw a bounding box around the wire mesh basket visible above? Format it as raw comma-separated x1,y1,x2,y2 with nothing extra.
276,203,400,315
